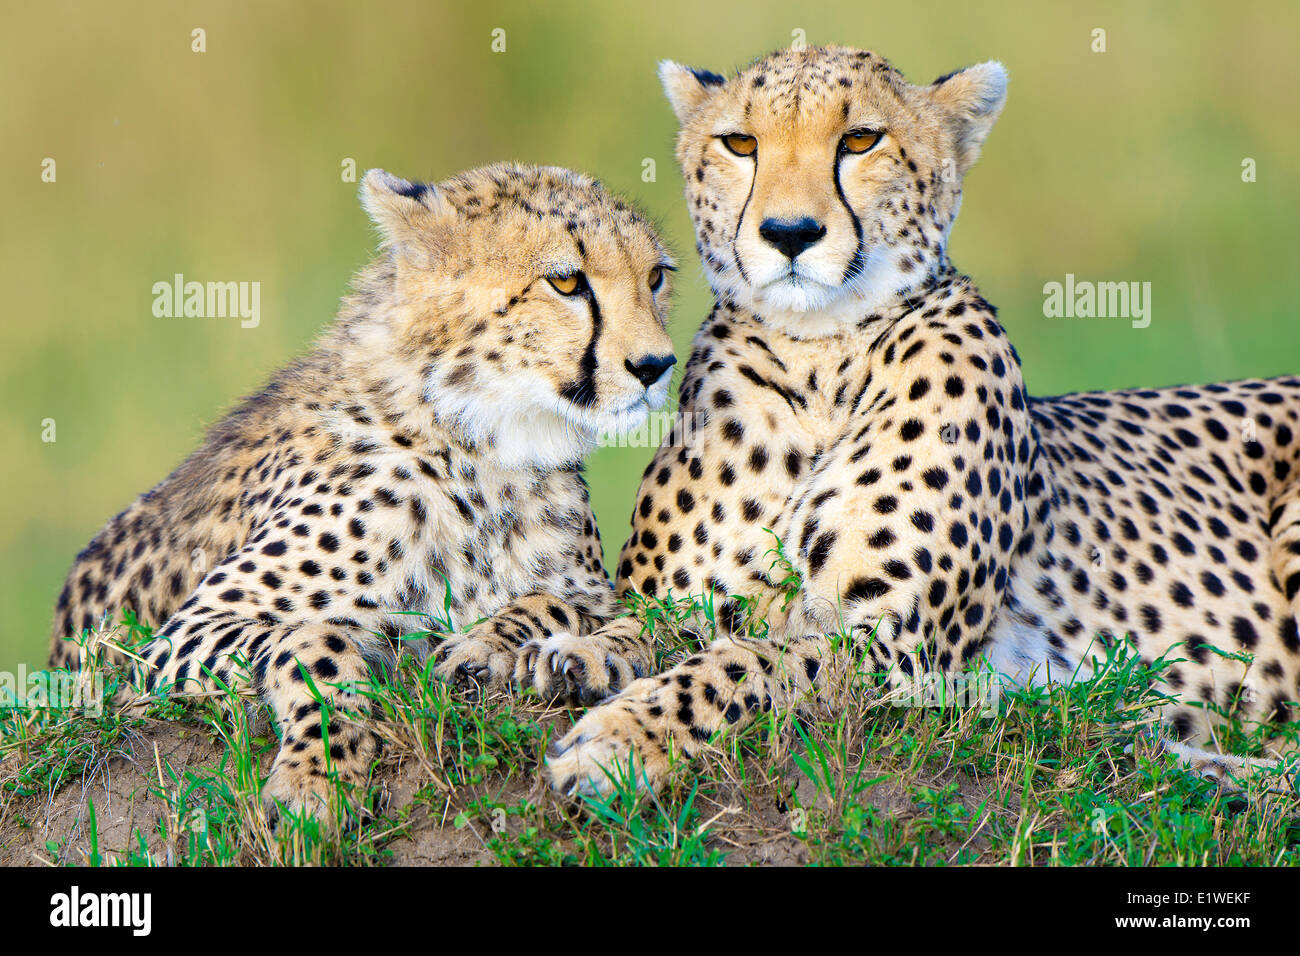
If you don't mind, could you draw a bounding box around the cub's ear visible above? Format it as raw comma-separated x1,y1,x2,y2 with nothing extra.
658,60,727,123
927,61,1008,176
360,169,455,251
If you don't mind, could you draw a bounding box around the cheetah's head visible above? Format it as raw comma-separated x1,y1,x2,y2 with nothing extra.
360,164,676,469
660,46,1006,338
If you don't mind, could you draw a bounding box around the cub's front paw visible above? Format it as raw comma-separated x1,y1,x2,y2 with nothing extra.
546,681,672,797
263,758,343,831
515,632,639,705
432,634,515,695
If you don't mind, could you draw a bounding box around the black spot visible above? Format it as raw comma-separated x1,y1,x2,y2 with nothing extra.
899,419,925,441
1231,616,1258,648
845,577,890,602
922,468,948,490
808,532,837,575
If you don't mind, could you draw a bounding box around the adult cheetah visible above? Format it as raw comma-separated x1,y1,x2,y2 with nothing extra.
547,46,1300,795
50,164,678,817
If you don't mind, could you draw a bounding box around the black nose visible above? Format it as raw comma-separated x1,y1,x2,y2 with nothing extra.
625,354,676,388
758,216,827,260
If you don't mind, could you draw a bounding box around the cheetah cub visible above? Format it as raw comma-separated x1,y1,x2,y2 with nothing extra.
50,164,677,817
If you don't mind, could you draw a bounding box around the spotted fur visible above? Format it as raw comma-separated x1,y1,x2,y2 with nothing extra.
50,163,677,818
548,47,1300,795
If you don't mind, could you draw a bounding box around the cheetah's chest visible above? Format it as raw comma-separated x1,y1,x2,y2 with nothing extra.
425,471,579,629
303,443,580,633
655,351,871,595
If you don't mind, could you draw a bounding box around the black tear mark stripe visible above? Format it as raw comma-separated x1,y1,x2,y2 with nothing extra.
832,153,866,285
560,288,603,408
732,148,757,285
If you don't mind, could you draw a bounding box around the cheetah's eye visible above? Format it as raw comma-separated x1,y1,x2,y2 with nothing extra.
841,129,884,155
721,133,757,157
547,272,586,296
648,266,666,292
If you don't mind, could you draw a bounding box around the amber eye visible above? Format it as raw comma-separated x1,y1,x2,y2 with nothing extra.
721,133,757,157
648,266,666,292
841,129,883,154
547,272,585,296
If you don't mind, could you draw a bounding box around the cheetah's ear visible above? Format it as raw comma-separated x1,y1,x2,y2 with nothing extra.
926,61,1008,176
658,61,726,123
360,169,456,251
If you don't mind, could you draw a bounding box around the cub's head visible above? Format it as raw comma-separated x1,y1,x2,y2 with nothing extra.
359,164,676,469
660,46,1007,337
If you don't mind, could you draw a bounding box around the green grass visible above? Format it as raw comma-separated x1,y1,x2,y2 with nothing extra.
3,595,1297,867
5,0,1298,868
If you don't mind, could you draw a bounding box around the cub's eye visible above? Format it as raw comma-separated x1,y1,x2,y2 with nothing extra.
648,266,666,292
547,272,585,296
841,129,883,154
721,133,757,157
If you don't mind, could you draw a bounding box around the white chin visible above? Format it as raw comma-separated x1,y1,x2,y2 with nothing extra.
596,401,651,438
749,277,859,338
590,376,671,438
756,277,839,315
426,364,671,470
742,252,916,339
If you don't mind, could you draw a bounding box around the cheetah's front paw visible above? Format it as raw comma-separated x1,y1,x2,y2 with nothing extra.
263,759,343,831
546,680,672,797
432,634,516,695
515,632,640,705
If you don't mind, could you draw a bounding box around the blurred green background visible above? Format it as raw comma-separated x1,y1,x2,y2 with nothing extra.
3,1,1298,668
